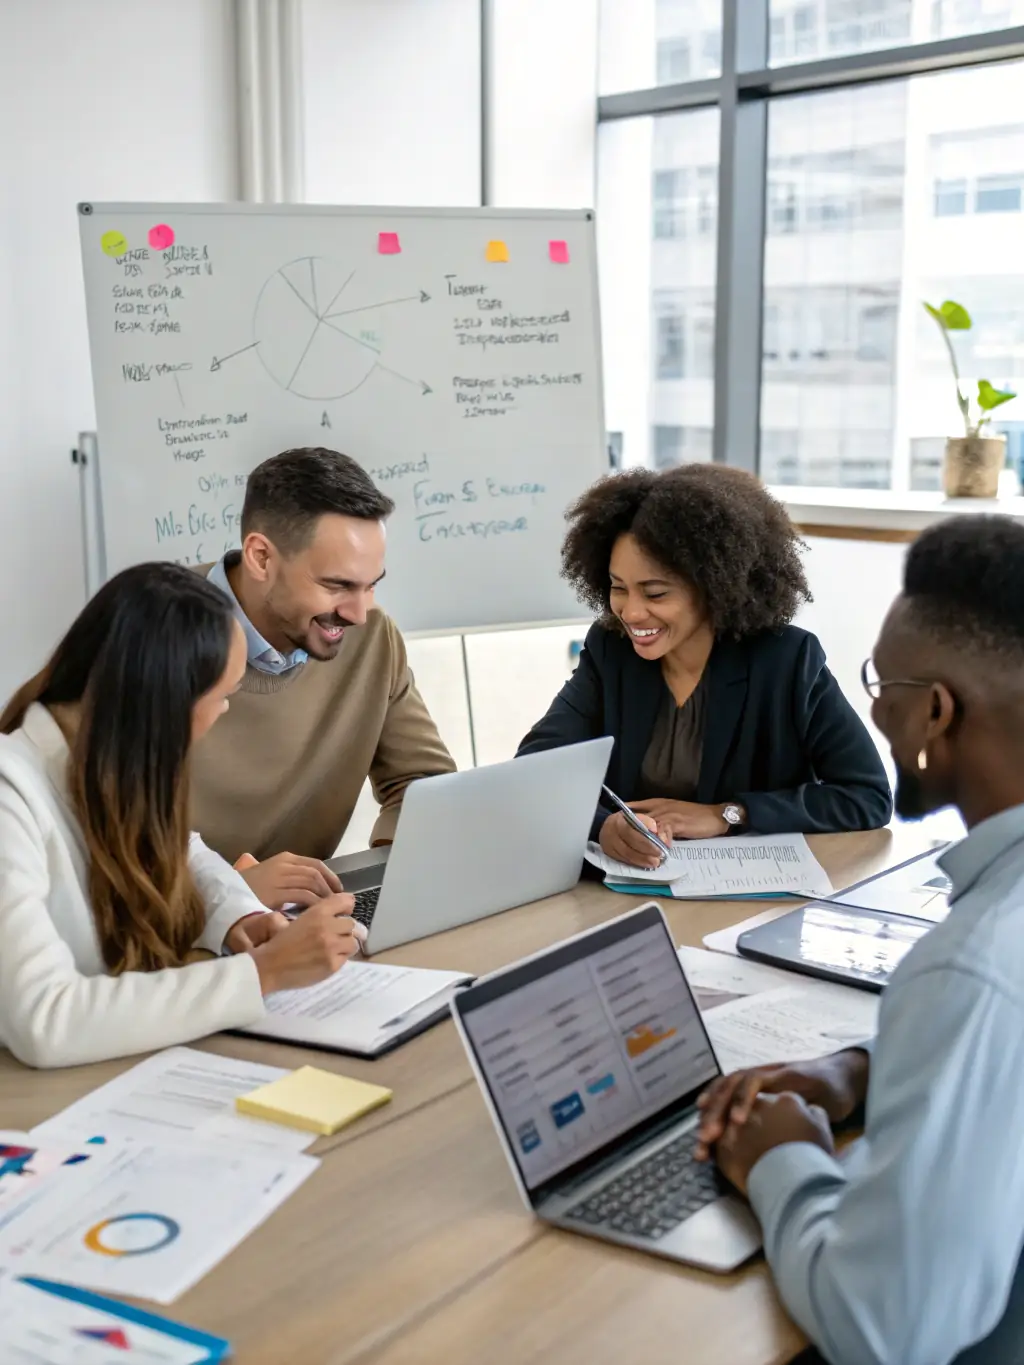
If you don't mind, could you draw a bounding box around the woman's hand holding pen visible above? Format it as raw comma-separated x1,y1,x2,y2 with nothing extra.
599,811,668,869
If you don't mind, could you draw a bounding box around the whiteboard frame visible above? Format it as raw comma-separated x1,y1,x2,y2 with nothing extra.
77,199,606,637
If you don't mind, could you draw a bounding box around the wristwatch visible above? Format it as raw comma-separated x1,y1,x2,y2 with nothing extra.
721,803,745,830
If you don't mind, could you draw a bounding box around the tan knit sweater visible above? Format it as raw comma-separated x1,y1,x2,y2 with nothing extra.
190,607,456,863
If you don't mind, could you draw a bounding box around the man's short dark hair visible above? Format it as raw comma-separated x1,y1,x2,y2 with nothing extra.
241,447,395,553
903,515,1024,661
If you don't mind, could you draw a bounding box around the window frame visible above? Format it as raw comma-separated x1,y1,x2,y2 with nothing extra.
596,1,1024,476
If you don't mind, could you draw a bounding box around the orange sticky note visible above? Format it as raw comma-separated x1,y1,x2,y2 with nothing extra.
549,239,570,264
378,231,401,255
485,239,509,263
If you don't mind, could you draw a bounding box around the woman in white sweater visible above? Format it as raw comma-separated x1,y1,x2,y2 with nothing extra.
0,562,365,1069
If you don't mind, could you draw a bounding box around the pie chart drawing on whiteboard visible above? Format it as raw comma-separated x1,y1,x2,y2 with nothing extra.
253,257,381,401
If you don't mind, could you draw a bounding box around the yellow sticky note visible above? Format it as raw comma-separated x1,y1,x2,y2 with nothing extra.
236,1066,392,1136
100,230,128,258
485,239,509,263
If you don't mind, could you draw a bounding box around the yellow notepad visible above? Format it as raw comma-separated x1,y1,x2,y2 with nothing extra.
236,1066,392,1136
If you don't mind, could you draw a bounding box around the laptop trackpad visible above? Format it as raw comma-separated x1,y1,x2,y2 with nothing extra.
327,845,390,893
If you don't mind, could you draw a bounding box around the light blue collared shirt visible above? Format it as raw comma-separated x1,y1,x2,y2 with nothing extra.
748,803,1024,1365
207,553,308,675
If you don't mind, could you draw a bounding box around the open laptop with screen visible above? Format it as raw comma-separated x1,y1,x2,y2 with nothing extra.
452,902,761,1272
327,737,614,955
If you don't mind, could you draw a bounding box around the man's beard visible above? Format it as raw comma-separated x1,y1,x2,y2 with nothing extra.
893,762,932,820
298,612,353,661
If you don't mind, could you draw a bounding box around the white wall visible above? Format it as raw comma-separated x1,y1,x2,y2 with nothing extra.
303,0,481,206
0,0,237,705
487,0,598,208
798,535,964,841
301,0,486,808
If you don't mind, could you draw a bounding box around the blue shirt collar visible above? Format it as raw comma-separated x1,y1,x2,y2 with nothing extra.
939,802,1024,904
207,553,308,675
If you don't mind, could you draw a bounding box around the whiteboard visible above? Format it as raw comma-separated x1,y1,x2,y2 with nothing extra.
77,202,607,633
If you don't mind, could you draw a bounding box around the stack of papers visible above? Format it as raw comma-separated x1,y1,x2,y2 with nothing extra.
680,946,878,1072
0,1271,230,1362
239,959,473,1057
586,833,833,900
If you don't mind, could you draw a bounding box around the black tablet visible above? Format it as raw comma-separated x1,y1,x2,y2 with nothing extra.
736,901,933,993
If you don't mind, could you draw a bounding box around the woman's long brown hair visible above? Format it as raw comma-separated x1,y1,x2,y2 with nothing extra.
0,564,235,974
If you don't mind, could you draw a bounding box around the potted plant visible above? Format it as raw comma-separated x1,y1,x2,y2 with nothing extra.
924,299,1016,498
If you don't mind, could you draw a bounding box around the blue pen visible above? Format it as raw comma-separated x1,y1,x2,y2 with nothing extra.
601,784,672,864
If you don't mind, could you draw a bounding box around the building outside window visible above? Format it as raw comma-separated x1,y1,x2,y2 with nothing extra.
598,0,1024,488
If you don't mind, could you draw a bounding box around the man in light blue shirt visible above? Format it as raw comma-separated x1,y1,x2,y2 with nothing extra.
207,555,308,675
697,515,1024,1365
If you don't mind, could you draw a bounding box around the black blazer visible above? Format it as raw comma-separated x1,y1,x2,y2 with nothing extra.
518,623,892,839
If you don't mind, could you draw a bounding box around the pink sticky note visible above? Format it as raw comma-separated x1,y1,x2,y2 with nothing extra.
549,239,570,264
148,223,175,251
378,231,401,255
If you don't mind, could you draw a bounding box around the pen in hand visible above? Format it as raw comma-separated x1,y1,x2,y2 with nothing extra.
601,784,672,864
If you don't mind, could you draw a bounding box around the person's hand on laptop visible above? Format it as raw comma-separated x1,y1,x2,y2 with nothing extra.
694,1049,871,1161
248,894,366,994
713,1092,835,1196
599,811,668,869
234,851,343,910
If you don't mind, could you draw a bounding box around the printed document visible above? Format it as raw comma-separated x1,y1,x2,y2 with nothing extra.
677,945,878,1071
239,960,472,1055
701,983,877,1073
0,1269,229,1362
0,1138,316,1305
586,833,833,898
32,1049,314,1155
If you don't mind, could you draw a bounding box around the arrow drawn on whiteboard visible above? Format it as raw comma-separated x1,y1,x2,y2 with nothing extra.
375,362,433,396
322,290,431,321
210,341,261,372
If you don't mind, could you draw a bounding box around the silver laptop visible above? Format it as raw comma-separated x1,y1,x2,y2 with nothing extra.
327,737,614,954
451,902,762,1273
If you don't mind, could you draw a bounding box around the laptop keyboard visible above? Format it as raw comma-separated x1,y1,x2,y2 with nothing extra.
351,887,381,929
564,1134,720,1241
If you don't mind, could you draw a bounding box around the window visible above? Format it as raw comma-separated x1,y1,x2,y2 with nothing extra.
934,178,968,215
654,169,688,237
657,37,692,84
770,0,912,66
656,314,686,378
599,1,1024,490
598,106,719,470
599,0,723,95
653,425,713,467
931,0,1024,39
976,173,1023,213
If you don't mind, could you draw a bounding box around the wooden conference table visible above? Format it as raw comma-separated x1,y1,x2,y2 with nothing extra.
0,826,929,1365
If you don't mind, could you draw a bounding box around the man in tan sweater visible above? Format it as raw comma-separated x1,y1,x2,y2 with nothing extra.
191,446,456,910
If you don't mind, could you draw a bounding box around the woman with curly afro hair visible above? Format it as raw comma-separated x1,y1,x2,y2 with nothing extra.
519,465,891,868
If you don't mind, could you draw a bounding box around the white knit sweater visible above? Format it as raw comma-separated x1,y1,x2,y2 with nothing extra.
0,704,266,1068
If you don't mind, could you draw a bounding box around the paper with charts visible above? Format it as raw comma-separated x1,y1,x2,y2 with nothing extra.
76,203,606,633
0,1137,316,1304
31,1048,316,1155
0,1269,229,1363
586,833,833,898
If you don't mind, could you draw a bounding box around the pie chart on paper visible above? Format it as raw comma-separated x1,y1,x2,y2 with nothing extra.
253,257,383,401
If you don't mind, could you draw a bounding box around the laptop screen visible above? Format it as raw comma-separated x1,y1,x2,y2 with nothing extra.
457,906,720,1193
